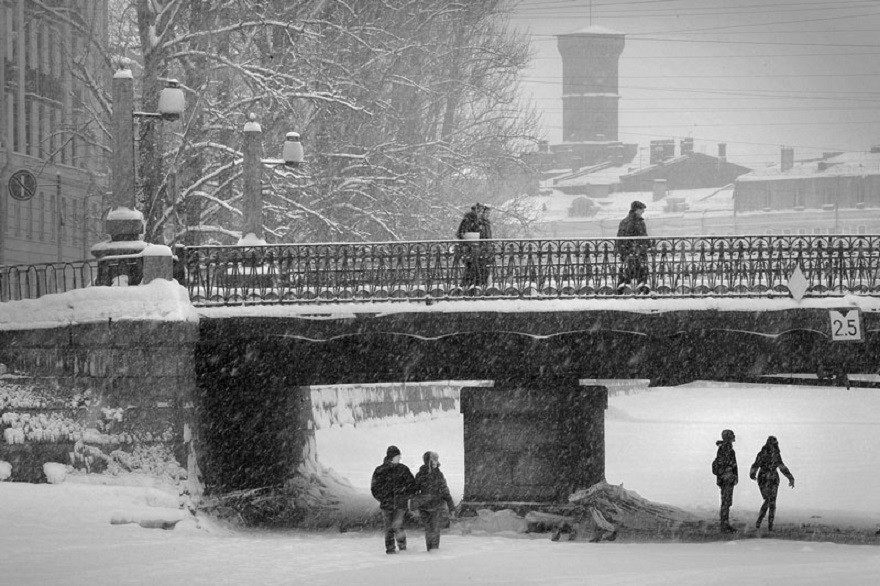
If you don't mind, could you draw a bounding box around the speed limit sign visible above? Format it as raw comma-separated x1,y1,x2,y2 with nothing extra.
829,309,863,342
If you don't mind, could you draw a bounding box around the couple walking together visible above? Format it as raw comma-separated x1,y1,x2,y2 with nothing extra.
370,445,456,554
714,430,795,533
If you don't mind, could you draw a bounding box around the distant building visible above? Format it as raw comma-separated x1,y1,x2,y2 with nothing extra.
734,147,880,214
528,145,880,238
524,26,637,173
618,147,750,193
0,1,108,266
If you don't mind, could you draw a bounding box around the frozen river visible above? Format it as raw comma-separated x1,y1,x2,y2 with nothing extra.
3,382,880,585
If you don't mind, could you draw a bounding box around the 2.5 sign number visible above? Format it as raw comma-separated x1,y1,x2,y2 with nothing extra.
829,310,863,342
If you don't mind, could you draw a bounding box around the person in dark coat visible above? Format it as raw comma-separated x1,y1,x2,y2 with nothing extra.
413,451,457,552
713,429,739,532
371,445,416,554
456,203,493,289
616,200,651,295
749,435,795,531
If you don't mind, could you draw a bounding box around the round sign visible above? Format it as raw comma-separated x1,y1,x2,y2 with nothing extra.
8,169,37,202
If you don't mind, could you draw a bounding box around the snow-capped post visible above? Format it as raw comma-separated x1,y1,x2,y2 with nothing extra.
91,66,184,285
239,114,266,246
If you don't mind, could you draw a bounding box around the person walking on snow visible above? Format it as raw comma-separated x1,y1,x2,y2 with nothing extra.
713,429,739,532
616,200,652,295
371,445,415,554
413,451,457,552
749,435,795,532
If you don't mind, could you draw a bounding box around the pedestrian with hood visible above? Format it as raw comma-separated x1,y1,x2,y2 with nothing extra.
616,200,651,295
749,435,795,532
712,429,739,532
413,451,457,552
456,203,493,289
371,445,415,554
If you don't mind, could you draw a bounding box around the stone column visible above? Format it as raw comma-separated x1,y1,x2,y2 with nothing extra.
460,380,608,506
91,69,148,283
239,116,266,245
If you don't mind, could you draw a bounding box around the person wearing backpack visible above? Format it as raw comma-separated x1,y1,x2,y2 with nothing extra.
749,435,795,532
713,429,739,533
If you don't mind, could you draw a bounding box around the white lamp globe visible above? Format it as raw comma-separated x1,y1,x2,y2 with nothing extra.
283,132,304,168
158,79,184,121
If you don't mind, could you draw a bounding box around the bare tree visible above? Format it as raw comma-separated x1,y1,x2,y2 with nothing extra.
56,0,541,244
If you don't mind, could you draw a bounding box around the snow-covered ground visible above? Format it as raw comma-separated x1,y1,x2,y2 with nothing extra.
4,382,880,584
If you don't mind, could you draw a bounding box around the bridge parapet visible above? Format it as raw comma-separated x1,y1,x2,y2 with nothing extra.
183,235,880,306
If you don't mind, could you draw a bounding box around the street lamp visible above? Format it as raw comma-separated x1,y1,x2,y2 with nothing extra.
91,68,184,284
239,114,305,245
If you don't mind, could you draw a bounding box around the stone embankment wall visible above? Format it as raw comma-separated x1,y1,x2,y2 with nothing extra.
0,321,198,483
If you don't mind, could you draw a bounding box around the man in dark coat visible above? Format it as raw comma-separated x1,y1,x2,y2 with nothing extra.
413,451,457,552
616,200,651,295
456,203,493,288
749,435,795,531
713,429,739,532
371,445,416,554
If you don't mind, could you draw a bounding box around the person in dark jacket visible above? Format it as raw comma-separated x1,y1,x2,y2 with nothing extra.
616,201,651,295
371,445,415,554
413,451,456,552
749,435,795,531
456,203,493,289
713,429,739,532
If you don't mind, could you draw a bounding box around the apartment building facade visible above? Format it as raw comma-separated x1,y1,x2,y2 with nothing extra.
0,0,108,266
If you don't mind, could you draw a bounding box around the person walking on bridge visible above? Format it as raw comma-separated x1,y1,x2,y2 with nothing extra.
749,435,795,532
616,200,651,295
371,445,416,554
713,429,739,532
456,203,493,289
413,451,457,552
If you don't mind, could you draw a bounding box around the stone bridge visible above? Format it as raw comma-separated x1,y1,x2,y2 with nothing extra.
2,237,880,517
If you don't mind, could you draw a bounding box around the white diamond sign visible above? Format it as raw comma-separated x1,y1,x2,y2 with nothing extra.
787,265,808,301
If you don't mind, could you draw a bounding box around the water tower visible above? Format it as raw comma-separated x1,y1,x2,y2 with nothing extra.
556,26,625,143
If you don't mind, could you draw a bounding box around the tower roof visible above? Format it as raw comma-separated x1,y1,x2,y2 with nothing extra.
560,24,624,37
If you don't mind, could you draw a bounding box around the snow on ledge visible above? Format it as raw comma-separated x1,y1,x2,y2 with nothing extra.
196,294,880,320
0,280,199,331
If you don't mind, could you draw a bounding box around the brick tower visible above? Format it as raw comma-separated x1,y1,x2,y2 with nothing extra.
556,26,625,143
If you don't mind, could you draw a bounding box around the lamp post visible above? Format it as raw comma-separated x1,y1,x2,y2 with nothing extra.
238,114,304,245
91,68,184,284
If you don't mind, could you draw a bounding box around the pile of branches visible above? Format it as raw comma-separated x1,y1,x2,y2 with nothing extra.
527,481,702,542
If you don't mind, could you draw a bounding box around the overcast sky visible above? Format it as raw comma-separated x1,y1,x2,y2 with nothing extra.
510,0,880,168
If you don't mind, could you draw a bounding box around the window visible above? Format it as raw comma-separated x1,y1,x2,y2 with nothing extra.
61,197,67,243
39,192,45,241
794,186,804,208
49,194,55,240
26,196,32,239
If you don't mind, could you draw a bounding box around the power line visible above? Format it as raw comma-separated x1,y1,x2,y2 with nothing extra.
516,1,880,17
525,73,880,79
530,51,880,59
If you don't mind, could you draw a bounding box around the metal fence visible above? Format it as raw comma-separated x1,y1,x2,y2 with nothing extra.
183,235,880,305
0,260,98,302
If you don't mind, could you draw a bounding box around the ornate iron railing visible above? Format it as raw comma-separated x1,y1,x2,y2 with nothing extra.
183,235,880,305
0,260,98,302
